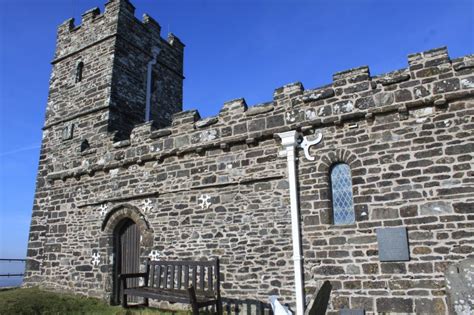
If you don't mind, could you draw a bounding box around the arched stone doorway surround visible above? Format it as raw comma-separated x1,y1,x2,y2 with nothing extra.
101,203,154,304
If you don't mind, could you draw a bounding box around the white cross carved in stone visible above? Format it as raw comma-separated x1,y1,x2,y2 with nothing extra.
198,194,211,209
99,204,108,216
149,250,160,261
142,198,153,213
92,252,101,266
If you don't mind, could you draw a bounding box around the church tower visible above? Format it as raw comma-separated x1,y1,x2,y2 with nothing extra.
25,0,184,287
45,0,184,140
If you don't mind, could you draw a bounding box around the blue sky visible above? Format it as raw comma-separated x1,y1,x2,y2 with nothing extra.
0,0,472,259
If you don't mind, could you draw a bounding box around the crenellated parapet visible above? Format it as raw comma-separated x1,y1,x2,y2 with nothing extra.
53,0,182,63
45,46,474,183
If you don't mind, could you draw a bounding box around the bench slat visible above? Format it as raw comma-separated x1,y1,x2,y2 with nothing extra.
170,265,175,289
192,265,197,289
199,265,205,290
156,265,162,288
184,265,189,288
163,265,169,288
177,265,182,289
149,264,154,288
208,265,212,291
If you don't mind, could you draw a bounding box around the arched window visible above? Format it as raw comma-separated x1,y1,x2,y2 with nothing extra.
75,61,84,83
330,163,355,225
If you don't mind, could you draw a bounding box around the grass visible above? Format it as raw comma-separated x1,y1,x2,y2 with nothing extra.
0,287,189,315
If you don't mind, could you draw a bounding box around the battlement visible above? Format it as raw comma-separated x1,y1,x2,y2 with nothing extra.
81,7,101,24
54,0,183,61
408,46,450,69
44,46,474,183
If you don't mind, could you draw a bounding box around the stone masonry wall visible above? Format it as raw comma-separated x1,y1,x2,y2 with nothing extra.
24,1,474,313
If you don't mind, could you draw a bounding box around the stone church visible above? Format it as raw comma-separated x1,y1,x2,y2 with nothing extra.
24,0,473,314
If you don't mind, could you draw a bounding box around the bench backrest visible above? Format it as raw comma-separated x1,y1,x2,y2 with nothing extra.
146,259,220,295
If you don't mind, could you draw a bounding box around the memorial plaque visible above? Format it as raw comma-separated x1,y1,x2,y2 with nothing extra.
376,227,410,262
340,309,365,315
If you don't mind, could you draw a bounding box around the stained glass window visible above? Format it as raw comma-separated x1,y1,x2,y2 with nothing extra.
330,163,355,225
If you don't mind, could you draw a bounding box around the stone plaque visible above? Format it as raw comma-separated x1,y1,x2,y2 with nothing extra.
340,309,365,315
376,227,409,262
62,123,74,140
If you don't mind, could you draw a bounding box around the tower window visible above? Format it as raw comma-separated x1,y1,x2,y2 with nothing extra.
75,62,84,83
330,163,355,225
80,139,90,152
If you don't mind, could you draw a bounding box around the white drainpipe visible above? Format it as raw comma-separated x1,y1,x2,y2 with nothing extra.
277,130,304,315
145,47,161,122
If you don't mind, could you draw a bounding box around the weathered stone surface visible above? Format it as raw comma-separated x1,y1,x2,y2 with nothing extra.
420,201,453,215
376,298,413,313
195,116,218,128
246,103,274,116
434,78,460,93
453,202,473,214
460,76,474,89
266,114,284,129
302,88,335,102
373,92,395,107
414,85,431,99
351,296,373,311
394,89,412,102
333,100,354,114
313,265,345,275
445,143,473,155
355,97,375,110
375,70,410,86
446,259,474,315
415,298,446,315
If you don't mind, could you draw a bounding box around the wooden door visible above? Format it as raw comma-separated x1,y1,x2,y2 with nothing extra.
114,218,140,304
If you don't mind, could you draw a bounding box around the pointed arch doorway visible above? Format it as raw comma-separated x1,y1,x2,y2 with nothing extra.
113,218,140,305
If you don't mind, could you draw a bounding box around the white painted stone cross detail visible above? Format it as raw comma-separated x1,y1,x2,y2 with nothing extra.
92,252,101,266
299,133,323,161
142,198,153,213
198,194,211,209
149,250,160,261
99,204,108,217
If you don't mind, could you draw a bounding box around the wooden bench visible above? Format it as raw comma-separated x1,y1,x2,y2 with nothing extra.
119,258,222,314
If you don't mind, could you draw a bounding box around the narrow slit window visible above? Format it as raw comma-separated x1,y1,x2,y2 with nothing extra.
330,163,355,225
75,62,84,83
80,139,90,152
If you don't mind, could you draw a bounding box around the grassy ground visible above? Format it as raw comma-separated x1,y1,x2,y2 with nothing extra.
0,287,188,315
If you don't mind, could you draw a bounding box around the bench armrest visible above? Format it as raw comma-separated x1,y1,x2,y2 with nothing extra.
119,272,148,290
119,273,147,280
